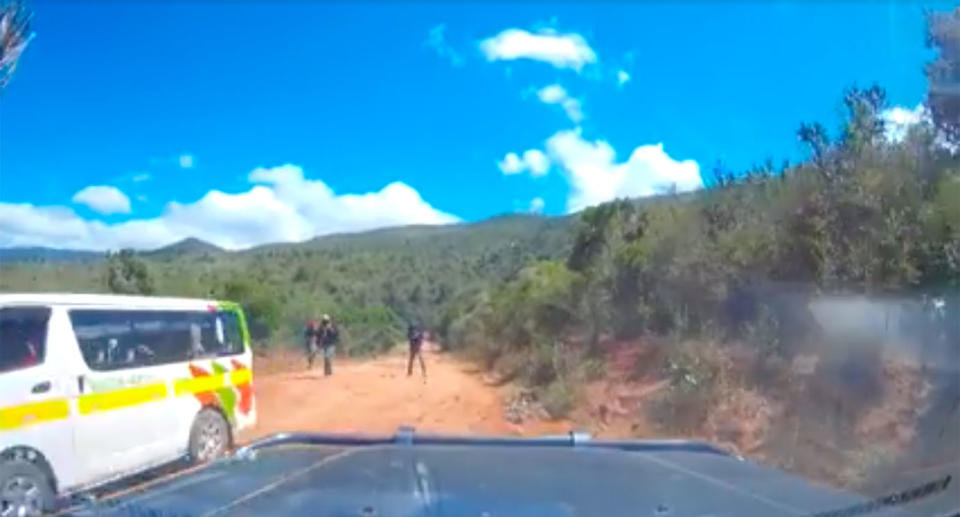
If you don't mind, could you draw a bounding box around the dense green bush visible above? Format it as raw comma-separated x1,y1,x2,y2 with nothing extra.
104,250,154,295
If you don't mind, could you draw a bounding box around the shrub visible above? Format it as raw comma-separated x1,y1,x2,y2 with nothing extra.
742,303,783,358
581,357,606,381
663,340,721,394
538,379,576,419
218,278,283,344
648,340,726,433
341,325,402,357
104,249,154,295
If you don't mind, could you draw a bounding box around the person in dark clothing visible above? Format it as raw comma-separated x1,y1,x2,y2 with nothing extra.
407,323,426,379
318,314,339,376
304,320,319,370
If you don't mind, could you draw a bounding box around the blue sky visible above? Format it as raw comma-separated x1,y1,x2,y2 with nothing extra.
0,2,949,249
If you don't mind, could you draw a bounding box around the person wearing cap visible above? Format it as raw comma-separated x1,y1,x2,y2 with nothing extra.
318,314,339,376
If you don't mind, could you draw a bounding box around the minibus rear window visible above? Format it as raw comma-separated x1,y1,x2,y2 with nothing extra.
216,310,244,356
0,307,50,374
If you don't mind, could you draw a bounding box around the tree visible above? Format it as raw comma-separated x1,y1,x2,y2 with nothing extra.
0,1,32,88
104,249,155,295
797,122,832,176
840,83,887,155
292,265,309,283
218,278,281,343
925,8,960,147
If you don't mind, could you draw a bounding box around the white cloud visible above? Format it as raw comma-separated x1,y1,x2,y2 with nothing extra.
543,129,702,212
617,69,630,87
2,165,459,250
879,103,957,153
881,104,927,143
71,186,132,215
528,197,545,214
522,149,550,176
882,104,926,142
178,154,195,169
561,100,582,123
536,84,583,123
479,28,597,71
536,84,567,104
498,152,524,174
498,149,550,177
425,24,464,66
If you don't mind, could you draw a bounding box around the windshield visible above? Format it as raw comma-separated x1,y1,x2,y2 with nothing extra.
0,2,957,516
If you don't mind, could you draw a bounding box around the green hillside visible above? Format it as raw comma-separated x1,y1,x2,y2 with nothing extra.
0,213,574,354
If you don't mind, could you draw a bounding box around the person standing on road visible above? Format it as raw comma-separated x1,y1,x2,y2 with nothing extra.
407,322,426,379
318,314,339,376
304,319,319,370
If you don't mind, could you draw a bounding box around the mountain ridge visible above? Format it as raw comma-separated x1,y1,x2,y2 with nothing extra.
0,213,573,263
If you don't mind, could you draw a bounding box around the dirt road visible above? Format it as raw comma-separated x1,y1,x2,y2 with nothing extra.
238,345,570,443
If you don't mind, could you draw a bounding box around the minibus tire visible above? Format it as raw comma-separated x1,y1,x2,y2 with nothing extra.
188,408,230,464
0,458,56,516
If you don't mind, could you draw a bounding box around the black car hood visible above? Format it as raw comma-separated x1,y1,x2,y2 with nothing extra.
67,440,933,517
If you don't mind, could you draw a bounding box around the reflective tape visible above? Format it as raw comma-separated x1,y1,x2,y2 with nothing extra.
174,374,226,396
174,370,251,397
0,399,70,430
229,368,252,386
78,383,168,414
1,366,253,431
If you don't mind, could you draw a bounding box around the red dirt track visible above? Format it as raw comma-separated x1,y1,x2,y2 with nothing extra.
238,345,570,443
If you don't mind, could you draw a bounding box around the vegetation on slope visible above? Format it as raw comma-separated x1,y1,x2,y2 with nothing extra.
439,10,960,487
0,215,572,355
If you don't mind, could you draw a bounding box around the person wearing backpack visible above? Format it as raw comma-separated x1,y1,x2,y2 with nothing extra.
318,314,339,376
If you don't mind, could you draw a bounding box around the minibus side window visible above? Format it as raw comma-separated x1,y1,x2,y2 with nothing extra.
70,309,244,370
0,307,50,374
141,312,195,363
71,310,195,370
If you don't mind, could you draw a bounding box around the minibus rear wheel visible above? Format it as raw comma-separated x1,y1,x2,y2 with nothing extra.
0,457,56,517
188,408,230,464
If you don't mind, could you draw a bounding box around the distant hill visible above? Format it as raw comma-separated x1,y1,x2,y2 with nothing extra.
250,213,574,255
0,246,100,263
0,213,576,339
146,237,225,258
0,238,225,263
0,214,574,263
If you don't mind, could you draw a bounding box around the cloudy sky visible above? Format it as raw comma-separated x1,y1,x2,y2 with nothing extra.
0,2,948,250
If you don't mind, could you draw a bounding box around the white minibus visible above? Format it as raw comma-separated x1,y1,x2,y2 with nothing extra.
0,294,257,515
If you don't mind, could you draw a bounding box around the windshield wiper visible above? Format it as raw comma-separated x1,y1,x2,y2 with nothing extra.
801,474,953,517
232,425,733,460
